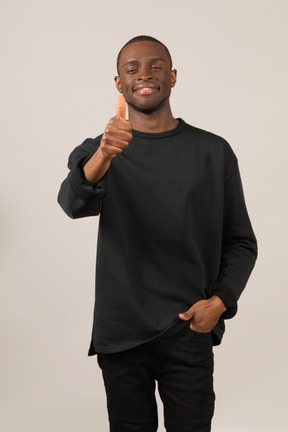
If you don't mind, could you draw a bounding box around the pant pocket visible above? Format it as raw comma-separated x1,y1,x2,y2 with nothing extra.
185,321,212,338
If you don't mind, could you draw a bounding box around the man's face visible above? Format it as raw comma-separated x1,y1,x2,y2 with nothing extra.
115,41,177,115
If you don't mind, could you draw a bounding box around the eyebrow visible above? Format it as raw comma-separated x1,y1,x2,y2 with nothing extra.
123,58,166,67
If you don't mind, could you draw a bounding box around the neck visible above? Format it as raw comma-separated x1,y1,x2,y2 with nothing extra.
128,104,178,133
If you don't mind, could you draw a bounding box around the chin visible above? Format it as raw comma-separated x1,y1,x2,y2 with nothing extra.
128,97,168,115
129,104,158,115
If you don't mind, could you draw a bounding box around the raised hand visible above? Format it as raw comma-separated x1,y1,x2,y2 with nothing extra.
99,95,133,160
83,96,133,185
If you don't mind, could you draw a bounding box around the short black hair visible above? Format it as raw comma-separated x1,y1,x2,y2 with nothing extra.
116,35,173,75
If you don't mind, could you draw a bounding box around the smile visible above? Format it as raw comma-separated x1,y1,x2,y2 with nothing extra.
133,87,159,95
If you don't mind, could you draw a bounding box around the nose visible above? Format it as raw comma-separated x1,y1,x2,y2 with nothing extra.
137,66,152,81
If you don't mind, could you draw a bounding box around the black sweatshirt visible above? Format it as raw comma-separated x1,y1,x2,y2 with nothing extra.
58,119,257,354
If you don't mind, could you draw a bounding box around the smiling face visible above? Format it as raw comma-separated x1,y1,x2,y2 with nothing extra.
115,41,177,115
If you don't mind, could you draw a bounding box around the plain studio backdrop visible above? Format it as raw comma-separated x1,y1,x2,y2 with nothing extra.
1,0,287,431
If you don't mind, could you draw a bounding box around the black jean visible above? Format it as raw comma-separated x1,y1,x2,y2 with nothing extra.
97,320,215,432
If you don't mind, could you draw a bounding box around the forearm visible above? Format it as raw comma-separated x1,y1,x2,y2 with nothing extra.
83,147,112,185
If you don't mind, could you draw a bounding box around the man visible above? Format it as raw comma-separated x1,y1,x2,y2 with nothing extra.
58,35,257,432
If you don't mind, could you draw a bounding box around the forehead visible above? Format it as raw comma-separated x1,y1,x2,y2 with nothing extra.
119,41,170,67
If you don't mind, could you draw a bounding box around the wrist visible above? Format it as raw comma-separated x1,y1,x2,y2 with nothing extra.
209,295,227,314
98,147,113,162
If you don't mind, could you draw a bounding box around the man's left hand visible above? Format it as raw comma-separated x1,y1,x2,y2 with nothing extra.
179,296,227,333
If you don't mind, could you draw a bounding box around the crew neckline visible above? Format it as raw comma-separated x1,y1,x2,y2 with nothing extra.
132,118,186,139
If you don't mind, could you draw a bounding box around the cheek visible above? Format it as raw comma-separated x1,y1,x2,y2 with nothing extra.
120,81,130,94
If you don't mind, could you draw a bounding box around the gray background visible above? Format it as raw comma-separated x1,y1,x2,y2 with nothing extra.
1,0,287,430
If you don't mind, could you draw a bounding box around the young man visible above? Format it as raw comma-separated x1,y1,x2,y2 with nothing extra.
58,36,257,432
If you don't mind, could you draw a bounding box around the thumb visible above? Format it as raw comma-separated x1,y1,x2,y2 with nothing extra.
179,309,193,321
116,94,126,120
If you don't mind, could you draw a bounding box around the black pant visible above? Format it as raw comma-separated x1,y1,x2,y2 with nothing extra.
97,321,215,432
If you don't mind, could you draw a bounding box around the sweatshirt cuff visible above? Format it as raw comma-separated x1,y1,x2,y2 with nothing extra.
69,155,107,202
211,283,238,319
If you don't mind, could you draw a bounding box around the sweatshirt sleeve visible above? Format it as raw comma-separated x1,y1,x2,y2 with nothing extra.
211,163,258,319
57,137,108,219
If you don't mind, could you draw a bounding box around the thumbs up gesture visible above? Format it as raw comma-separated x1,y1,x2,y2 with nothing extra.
99,95,133,160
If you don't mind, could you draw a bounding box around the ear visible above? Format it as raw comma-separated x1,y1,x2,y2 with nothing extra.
114,76,123,93
171,69,177,88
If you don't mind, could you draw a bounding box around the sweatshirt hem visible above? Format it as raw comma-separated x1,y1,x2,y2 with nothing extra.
88,317,225,355
88,317,188,355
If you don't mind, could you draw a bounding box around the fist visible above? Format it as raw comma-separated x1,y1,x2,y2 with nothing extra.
100,95,133,160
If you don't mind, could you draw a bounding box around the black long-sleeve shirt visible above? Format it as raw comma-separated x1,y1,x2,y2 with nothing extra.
58,119,257,354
